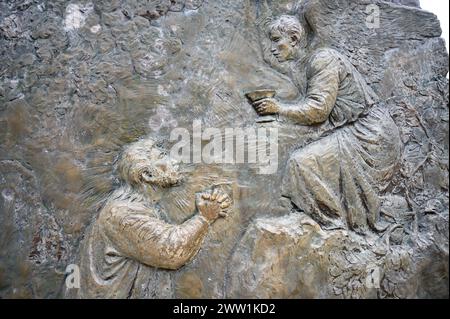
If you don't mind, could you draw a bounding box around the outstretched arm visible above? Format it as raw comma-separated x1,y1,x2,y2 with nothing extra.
100,205,209,270
100,190,231,270
280,52,340,124
254,51,341,125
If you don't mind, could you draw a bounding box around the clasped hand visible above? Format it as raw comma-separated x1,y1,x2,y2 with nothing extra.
196,188,232,224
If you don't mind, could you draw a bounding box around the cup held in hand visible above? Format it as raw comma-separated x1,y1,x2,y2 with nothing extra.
245,89,276,103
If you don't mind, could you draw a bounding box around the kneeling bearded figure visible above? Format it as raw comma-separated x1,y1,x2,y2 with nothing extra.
67,138,231,298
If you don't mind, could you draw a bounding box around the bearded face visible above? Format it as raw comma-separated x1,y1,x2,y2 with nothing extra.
118,140,183,189
139,147,183,188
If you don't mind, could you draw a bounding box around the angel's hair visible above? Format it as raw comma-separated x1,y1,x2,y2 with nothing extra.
117,138,157,187
268,15,306,44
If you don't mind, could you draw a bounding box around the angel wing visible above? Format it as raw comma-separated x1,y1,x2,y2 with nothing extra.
299,0,444,93
254,0,444,94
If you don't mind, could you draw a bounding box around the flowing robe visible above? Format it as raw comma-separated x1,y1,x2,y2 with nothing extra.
68,192,209,298
281,48,401,233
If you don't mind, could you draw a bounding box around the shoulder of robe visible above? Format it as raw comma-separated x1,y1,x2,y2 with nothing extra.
98,200,134,221
307,48,341,75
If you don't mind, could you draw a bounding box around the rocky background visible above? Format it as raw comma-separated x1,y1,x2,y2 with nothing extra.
0,0,448,298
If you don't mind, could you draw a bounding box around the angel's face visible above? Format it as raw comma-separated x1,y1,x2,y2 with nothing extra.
140,148,183,188
269,29,297,63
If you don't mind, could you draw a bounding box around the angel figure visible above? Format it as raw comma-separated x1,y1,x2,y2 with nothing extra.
251,15,401,233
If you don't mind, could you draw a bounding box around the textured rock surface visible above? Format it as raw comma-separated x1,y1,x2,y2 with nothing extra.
0,0,448,298
227,209,448,298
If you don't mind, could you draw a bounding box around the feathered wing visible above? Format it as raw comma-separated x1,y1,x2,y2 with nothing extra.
300,0,450,245
300,0,443,92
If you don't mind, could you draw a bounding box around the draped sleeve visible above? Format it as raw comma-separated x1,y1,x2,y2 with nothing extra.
279,49,341,125
99,204,209,270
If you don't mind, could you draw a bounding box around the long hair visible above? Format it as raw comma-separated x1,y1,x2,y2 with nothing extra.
116,138,157,187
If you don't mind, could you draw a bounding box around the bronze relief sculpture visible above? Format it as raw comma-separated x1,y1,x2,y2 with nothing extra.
0,0,447,299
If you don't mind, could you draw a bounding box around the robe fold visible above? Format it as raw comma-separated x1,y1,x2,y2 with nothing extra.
70,196,209,299
281,48,401,233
